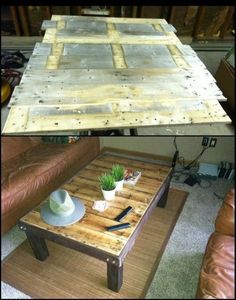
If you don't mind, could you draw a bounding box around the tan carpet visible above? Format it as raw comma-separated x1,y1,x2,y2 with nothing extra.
2,188,188,299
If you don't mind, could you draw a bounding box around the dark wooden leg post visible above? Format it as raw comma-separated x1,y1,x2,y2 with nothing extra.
107,262,123,292
130,128,138,136
157,178,171,208
25,232,49,261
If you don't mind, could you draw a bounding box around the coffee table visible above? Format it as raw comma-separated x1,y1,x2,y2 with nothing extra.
19,150,172,292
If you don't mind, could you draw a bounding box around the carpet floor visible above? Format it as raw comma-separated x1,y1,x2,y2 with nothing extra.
145,177,234,299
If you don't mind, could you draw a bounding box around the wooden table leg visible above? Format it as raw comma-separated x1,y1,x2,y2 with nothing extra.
25,232,49,261
157,177,171,208
107,262,123,292
130,128,138,136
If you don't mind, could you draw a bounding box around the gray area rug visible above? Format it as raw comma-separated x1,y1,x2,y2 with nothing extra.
146,177,234,299
1,226,30,299
1,178,234,299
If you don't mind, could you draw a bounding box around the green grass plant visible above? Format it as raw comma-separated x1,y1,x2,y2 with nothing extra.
111,164,125,181
99,173,116,191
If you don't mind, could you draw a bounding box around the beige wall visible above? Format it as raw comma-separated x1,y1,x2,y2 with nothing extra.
100,136,235,165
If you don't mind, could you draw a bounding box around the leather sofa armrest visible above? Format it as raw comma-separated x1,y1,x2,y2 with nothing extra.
215,189,235,237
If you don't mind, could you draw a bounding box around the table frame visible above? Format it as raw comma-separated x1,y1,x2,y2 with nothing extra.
19,153,172,292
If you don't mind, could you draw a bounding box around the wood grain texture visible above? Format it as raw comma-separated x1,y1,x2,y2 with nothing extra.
3,14,230,134
2,188,188,299
20,152,171,257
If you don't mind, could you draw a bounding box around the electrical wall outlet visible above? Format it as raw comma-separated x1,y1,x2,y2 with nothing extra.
209,138,217,147
202,137,209,147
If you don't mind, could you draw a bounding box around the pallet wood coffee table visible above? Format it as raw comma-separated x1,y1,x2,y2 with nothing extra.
3,15,230,134
18,150,172,292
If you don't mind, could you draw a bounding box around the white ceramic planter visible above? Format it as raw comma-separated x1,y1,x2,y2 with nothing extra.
115,179,124,191
101,188,116,201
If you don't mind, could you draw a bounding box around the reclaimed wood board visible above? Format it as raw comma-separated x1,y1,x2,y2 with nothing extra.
2,188,188,298
20,152,171,257
3,15,231,134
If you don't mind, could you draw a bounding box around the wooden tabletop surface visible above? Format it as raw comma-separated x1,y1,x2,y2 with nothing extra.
20,151,171,257
3,15,230,134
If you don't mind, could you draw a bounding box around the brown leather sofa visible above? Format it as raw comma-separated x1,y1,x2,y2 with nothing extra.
1,136,100,235
196,189,235,299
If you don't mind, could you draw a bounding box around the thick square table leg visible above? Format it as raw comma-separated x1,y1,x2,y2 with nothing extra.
130,128,138,136
107,262,123,292
25,232,49,261
157,178,171,208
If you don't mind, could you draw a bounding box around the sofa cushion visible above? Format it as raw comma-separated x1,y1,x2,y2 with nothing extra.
1,137,100,234
1,137,42,162
196,232,234,299
42,136,80,144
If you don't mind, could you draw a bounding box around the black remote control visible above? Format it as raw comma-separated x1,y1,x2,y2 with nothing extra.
106,223,131,232
114,206,133,222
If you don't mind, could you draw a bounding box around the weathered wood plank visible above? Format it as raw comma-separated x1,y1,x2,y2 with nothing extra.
22,211,127,255
61,187,149,213
3,101,231,134
66,181,158,205
71,173,161,196
20,68,217,85
91,154,171,172
32,43,196,58
49,15,170,25
17,78,218,107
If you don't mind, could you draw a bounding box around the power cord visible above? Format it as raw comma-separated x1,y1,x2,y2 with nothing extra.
173,136,210,170
214,192,224,199
172,137,178,167
173,136,178,151
172,137,212,188
184,146,210,170
172,137,186,168
172,168,212,188
198,177,212,188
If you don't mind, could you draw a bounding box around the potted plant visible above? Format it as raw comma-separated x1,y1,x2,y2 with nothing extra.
111,164,125,191
99,173,116,201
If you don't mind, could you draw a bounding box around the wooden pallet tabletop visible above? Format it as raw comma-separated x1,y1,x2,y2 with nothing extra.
3,15,231,134
20,152,171,257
